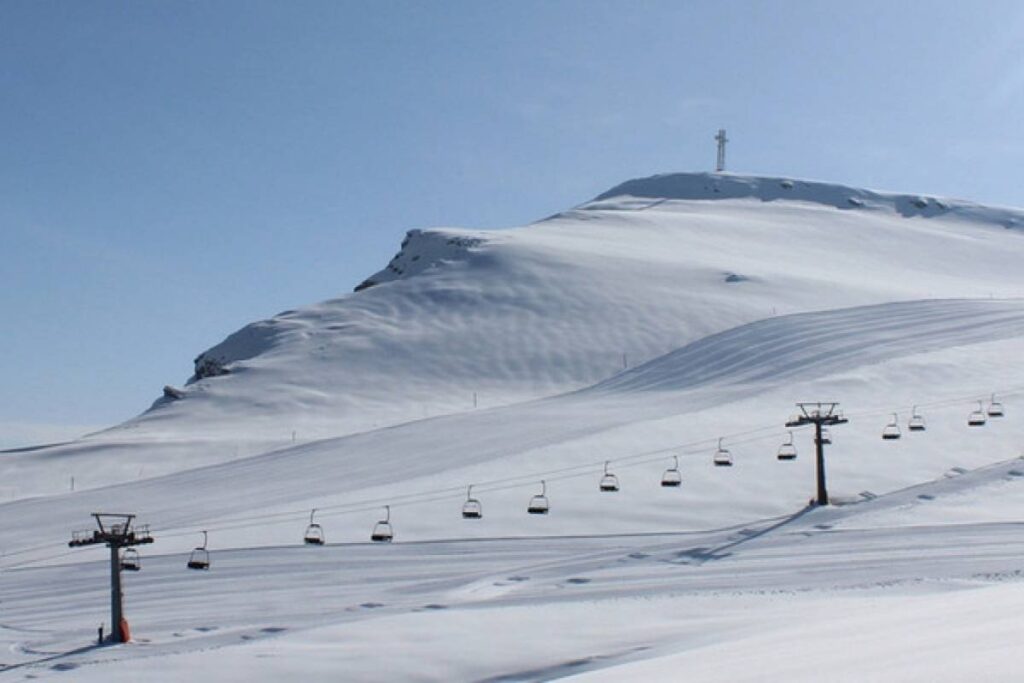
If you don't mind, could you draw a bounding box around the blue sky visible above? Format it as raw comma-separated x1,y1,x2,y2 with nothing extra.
3,1,1024,448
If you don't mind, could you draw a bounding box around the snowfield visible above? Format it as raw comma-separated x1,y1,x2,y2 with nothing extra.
3,172,1024,681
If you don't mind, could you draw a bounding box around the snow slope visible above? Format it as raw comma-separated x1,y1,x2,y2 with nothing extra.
6,172,1024,497
3,172,1024,681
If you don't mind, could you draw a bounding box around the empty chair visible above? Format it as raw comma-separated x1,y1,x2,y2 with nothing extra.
819,428,832,445
713,438,733,467
70,529,94,546
968,401,987,427
661,456,682,487
303,508,325,545
187,531,210,570
371,505,394,543
462,485,483,519
599,461,620,492
908,406,926,432
527,480,550,515
777,431,797,461
987,394,1005,418
120,548,141,572
882,413,902,440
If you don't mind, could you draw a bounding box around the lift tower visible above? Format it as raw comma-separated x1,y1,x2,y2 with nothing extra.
786,403,848,506
68,513,153,643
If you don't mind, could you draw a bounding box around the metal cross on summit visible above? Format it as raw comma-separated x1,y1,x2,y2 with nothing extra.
714,128,728,172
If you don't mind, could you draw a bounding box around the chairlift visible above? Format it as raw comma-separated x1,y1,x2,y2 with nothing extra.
882,413,902,440
70,529,94,546
968,401,987,427
187,531,210,570
713,438,733,467
120,548,141,572
661,456,682,487
303,508,325,545
371,505,394,543
527,480,550,514
819,428,832,445
908,406,926,432
777,431,797,461
987,394,1005,418
599,461,620,492
462,485,483,519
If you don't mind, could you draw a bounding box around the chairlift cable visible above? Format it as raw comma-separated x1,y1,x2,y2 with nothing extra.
7,384,1020,566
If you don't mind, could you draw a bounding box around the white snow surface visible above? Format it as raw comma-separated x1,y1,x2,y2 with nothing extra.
3,172,1024,681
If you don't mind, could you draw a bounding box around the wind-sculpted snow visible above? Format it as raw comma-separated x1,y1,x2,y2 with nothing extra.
5,173,1024,497
589,171,1024,228
595,299,1024,393
3,299,1023,564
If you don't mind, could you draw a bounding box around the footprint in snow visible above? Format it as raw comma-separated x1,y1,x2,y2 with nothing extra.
360,602,384,609
917,494,936,501
194,626,219,633
507,576,529,582
261,627,287,634
566,578,591,585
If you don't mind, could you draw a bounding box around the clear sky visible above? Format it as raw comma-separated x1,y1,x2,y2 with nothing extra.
3,1,1024,448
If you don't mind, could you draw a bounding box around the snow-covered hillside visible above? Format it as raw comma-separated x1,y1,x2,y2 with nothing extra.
7,172,1024,495
3,172,1024,681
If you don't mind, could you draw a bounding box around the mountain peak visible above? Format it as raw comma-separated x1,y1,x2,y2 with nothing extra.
587,171,1023,227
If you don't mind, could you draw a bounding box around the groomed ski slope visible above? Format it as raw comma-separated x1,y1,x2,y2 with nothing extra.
3,172,1024,681
5,458,1024,681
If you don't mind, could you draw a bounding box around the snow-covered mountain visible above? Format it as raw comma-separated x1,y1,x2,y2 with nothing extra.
8,172,1024,493
3,172,1024,681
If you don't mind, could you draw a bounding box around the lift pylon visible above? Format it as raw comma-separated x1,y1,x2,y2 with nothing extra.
68,513,154,643
786,403,848,506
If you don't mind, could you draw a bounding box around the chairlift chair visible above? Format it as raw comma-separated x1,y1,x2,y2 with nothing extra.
120,548,141,572
661,456,682,487
527,480,550,514
462,485,483,519
187,531,210,570
882,413,902,440
70,529,93,546
777,431,797,461
303,508,325,545
371,505,394,543
599,461,620,492
968,401,987,427
908,406,926,432
713,438,733,467
987,394,1005,418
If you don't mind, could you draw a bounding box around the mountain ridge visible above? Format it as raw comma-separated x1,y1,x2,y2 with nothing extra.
588,171,1024,227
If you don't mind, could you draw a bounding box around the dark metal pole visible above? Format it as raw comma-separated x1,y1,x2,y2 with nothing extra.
814,422,828,506
109,545,123,643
